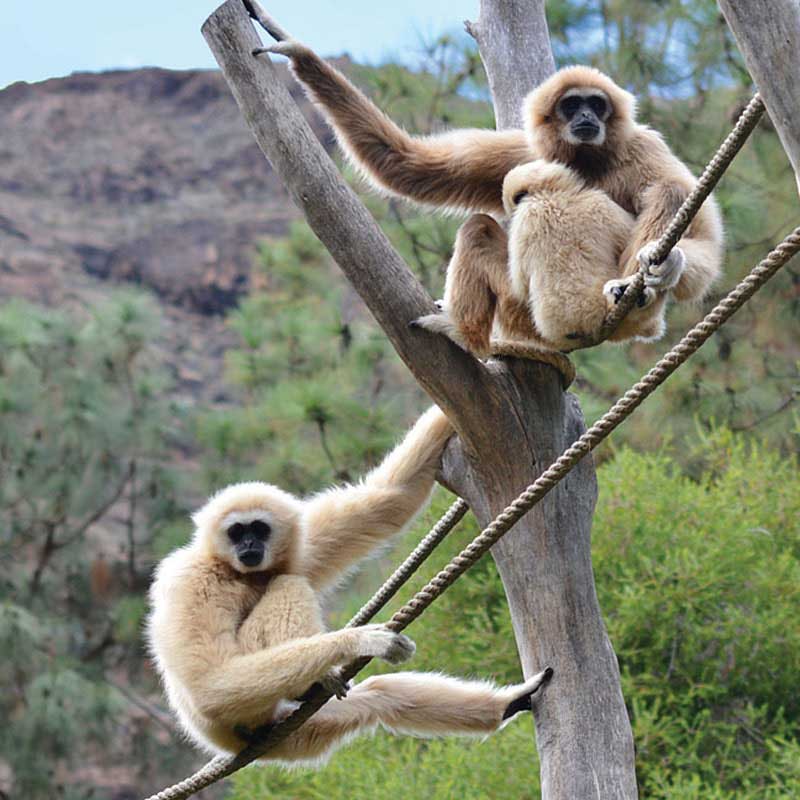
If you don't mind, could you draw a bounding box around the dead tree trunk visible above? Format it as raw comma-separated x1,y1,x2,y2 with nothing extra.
718,0,800,194
202,1,637,796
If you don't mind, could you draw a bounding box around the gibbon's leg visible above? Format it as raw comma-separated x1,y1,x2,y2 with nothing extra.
197,626,415,728
300,407,453,590
620,182,721,302
262,41,531,215
415,214,544,358
669,237,722,302
265,669,552,763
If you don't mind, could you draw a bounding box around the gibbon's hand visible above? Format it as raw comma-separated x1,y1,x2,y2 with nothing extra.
355,624,416,665
603,278,657,309
254,38,313,60
638,241,686,291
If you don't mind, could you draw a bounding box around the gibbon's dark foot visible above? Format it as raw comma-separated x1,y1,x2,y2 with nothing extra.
294,671,351,702
234,722,270,744
320,668,351,699
502,667,554,721
489,340,576,389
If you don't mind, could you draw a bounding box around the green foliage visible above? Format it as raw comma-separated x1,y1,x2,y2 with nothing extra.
229,436,799,800
596,435,800,796
0,294,188,799
195,220,426,494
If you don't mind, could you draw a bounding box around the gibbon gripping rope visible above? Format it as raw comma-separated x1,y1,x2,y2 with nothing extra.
144,27,781,800
585,92,765,345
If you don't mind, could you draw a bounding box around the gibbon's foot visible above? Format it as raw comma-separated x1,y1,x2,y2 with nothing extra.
295,668,352,702
489,340,576,389
411,310,490,358
603,278,657,309
320,668,351,700
356,624,417,665
501,667,554,723
253,38,312,60
638,241,686,291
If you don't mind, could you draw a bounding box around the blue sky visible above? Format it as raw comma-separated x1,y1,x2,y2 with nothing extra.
1,1,478,89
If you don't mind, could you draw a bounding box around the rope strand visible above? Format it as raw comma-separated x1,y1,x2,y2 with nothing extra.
347,498,469,627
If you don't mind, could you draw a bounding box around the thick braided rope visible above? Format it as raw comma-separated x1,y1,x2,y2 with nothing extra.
144,228,800,800
347,498,469,627
387,227,800,629
584,93,766,347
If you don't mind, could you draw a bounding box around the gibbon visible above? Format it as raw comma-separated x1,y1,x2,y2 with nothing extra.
416,161,670,353
148,407,550,763
265,41,723,351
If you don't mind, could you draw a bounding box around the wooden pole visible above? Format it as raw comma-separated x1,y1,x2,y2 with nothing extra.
202,2,637,795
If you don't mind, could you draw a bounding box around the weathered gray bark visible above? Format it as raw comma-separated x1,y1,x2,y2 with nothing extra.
203,1,636,796
467,0,556,128
718,0,800,194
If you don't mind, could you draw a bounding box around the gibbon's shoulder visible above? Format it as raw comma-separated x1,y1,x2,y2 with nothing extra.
149,542,245,607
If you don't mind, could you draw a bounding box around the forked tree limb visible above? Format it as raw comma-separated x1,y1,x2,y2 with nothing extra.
203,0,518,454
201,2,636,797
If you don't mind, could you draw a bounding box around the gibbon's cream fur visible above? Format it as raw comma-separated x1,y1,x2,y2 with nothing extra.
266,42,724,351
417,161,669,353
148,407,550,763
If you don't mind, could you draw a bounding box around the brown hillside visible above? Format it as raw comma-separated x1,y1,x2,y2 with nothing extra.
0,64,338,402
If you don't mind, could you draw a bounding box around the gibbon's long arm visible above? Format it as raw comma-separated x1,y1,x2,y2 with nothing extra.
269,40,532,214
196,628,384,728
622,133,724,302
300,407,453,589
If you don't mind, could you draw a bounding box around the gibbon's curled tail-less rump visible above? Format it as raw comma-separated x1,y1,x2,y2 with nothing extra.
148,407,551,763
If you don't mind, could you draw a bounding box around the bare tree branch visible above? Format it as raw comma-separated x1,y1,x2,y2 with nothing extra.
467,0,556,128
202,1,636,796
718,0,800,194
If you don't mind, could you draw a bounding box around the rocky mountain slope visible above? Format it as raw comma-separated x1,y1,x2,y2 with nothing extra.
0,64,337,402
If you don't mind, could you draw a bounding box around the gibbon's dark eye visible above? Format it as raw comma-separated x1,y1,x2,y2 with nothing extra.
559,95,583,119
227,523,246,544
249,519,271,540
587,95,608,118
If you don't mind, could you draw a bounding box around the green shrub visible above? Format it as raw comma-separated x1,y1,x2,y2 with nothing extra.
229,434,799,799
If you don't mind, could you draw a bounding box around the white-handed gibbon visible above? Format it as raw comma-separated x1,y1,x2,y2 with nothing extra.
264,42,723,351
415,160,670,353
148,407,550,763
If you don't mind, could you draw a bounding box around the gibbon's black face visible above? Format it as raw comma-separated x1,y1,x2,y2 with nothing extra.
556,89,611,146
227,519,272,568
